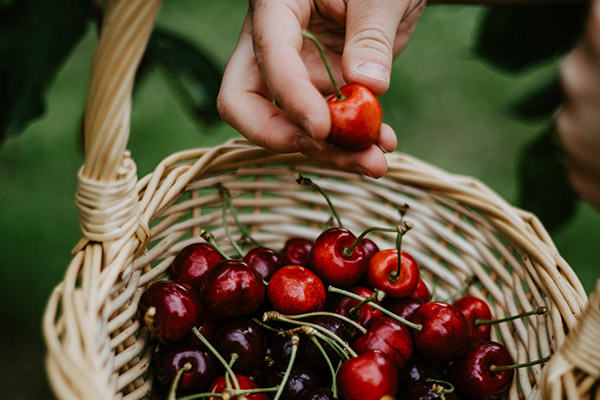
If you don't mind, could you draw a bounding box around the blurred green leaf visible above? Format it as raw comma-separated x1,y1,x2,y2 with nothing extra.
477,4,588,72
146,28,222,126
512,77,563,120
518,128,578,232
0,0,89,142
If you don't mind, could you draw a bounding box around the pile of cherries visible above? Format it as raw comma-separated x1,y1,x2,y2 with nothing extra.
140,178,549,400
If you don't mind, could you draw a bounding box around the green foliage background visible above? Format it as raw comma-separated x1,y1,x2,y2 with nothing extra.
1,1,599,398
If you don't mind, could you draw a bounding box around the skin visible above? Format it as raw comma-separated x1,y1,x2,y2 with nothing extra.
557,0,600,211
218,0,425,178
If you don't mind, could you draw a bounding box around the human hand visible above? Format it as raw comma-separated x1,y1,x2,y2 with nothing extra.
558,0,600,210
217,0,425,178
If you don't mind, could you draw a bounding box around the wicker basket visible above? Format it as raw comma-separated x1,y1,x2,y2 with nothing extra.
42,0,594,399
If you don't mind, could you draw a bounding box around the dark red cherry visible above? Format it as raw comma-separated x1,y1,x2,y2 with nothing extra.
243,247,284,281
154,341,219,393
336,350,398,400
404,381,459,400
309,227,367,287
448,340,514,400
139,280,202,342
365,249,420,298
300,387,336,400
384,296,423,321
411,277,431,302
213,318,267,373
359,237,380,261
397,355,446,388
171,243,224,288
267,265,326,314
281,237,313,267
410,301,471,363
329,286,383,327
352,316,414,369
261,362,322,400
200,260,265,318
452,296,492,343
208,374,269,400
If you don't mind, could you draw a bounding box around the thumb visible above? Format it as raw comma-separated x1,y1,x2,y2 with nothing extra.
342,0,411,95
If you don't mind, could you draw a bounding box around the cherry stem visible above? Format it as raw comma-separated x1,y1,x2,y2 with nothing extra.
178,386,280,400
296,173,344,228
218,184,265,249
348,290,385,321
273,334,300,400
284,311,367,334
177,393,224,400
264,311,357,358
143,307,158,339
425,378,455,400
301,30,345,100
475,307,548,327
167,362,192,400
327,286,423,331
343,226,397,257
192,327,241,392
310,336,338,398
389,221,414,281
200,230,230,260
442,276,478,303
490,355,552,373
300,325,351,361
217,186,244,258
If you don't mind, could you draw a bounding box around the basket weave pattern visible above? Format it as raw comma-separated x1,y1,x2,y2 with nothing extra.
43,0,592,399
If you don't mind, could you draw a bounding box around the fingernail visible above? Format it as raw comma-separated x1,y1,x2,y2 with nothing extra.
301,118,316,139
353,165,373,178
295,135,323,153
355,62,389,83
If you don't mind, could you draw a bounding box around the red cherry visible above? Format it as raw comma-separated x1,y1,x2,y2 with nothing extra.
200,260,265,318
327,84,382,152
243,247,284,280
384,296,423,321
208,374,269,400
281,238,313,267
452,295,492,343
410,301,471,363
448,341,514,400
267,265,326,314
139,280,202,342
352,316,414,369
365,249,420,298
359,238,380,261
171,243,224,289
309,227,367,288
336,350,398,400
329,286,383,327
411,277,431,303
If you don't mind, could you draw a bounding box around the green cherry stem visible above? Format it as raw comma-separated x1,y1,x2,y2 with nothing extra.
200,230,230,260
348,290,385,321
218,184,265,249
310,336,338,398
441,276,478,303
327,286,423,331
296,174,344,228
389,221,414,282
475,307,548,327
177,392,225,400
425,379,455,400
301,325,351,361
218,185,244,258
342,226,397,257
489,355,552,373
283,311,367,334
273,334,300,400
192,327,241,392
167,362,192,400
301,30,345,100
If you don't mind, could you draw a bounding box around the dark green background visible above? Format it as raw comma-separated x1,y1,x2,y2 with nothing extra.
1,2,598,398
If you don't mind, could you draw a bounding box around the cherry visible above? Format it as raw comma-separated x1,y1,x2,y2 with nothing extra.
359,237,379,261
397,355,446,389
384,296,423,321
171,242,224,289
336,350,398,400
267,265,326,314
139,280,202,342
186,315,219,345
309,227,367,287
329,286,383,327
404,380,459,400
300,387,336,400
352,316,414,369
208,374,270,400
213,318,267,374
447,341,515,400
281,238,313,267
411,277,431,303
366,249,420,298
261,362,322,400
410,301,471,363
243,247,284,281
154,341,219,393
452,296,492,343
200,260,265,319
